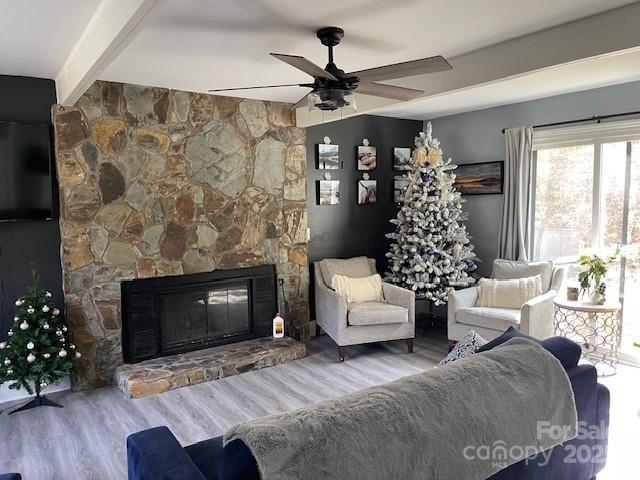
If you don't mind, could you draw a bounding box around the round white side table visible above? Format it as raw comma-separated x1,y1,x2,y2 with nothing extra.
553,299,621,376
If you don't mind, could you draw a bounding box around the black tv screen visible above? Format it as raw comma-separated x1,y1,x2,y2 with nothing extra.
0,121,53,221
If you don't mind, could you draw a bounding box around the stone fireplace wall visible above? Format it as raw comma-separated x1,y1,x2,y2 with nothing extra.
52,81,309,389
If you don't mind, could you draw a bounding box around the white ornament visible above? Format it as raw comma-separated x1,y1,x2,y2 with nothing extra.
27,342,35,350
40,382,48,388
52,308,60,316
6,368,13,375
45,291,52,298
62,326,68,332
56,330,62,336
42,305,50,313
58,349,68,358
43,323,50,330
69,344,76,350
27,353,36,363
20,321,29,331
0,342,5,349
43,353,51,359
3,358,10,366
75,352,82,359
7,331,13,336
27,307,35,314
15,299,23,306
13,316,19,322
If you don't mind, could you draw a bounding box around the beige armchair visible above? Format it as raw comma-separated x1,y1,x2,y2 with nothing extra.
447,259,563,344
314,257,415,361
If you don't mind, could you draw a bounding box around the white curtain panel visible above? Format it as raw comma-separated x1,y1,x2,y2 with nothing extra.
498,126,533,261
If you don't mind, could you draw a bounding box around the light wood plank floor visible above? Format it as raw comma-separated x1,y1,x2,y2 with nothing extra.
0,335,447,480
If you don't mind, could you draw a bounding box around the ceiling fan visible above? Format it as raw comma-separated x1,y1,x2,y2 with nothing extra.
208,26,452,112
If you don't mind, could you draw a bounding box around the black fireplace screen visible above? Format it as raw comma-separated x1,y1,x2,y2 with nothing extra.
121,265,276,363
160,282,250,350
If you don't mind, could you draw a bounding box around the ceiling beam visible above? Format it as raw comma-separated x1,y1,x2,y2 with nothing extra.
56,0,162,106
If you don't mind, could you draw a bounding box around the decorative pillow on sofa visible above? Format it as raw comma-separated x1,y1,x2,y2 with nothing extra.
476,275,542,309
331,274,384,304
439,329,487,365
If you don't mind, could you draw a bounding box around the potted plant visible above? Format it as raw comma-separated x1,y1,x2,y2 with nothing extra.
577,248,619,304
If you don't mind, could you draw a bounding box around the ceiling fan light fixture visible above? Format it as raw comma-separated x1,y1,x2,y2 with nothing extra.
308,88,356,114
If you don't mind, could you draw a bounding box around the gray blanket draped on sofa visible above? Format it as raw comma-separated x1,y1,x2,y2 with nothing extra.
224,338,578,480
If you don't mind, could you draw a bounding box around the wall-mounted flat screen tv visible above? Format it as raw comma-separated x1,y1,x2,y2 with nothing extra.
0,121,53,221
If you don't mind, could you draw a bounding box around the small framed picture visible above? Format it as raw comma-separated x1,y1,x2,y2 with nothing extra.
393,147,411,170
317,144,340,169
393,178,409,203
357,180,377,204
454,161,504,195
357,146,377,171
317,180,340,205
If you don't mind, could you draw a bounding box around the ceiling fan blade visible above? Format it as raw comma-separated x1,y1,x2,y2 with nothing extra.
208,83,308,92
348,55,452,82
270,53,338,81
356,81,424,101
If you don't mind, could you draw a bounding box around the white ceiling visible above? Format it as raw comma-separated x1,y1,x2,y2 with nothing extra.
101,0,638,103
1,0,639,123
0,0,101,78
372,47,640,120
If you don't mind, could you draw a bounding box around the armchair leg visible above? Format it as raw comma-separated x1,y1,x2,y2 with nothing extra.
406,338,414,353
338,346,346,362
448,340,457,352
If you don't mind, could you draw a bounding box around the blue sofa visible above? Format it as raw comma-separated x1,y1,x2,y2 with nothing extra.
0,474,21,480
127,333,609,480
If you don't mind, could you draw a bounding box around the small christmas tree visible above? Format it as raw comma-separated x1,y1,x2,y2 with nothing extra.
0,268,80,414
385,123,477,305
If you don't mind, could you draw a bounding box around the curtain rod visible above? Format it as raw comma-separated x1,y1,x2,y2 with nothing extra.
500,109,640,134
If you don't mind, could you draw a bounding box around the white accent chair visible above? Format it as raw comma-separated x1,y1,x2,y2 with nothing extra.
447,259,563,344
314,257,415,361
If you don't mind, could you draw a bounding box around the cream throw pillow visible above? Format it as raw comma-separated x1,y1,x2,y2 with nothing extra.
331,274,384,304
476,275,543,309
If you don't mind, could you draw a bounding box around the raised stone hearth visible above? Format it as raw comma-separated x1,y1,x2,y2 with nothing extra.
116,337,306,398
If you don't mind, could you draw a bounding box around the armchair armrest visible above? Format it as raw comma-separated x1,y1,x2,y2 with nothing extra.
382,282,415,325
447,287,479,328
520,290,557,339
315,280,348,341
127,426,206,480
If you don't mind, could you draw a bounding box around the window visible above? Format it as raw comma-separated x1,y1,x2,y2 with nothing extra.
531,121,640,362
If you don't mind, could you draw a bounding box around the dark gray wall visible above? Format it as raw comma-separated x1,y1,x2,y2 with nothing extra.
0,75,62,339
429,80,640,276
306,115,422,273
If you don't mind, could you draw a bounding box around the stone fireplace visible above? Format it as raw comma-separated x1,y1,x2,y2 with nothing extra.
52,81,309,390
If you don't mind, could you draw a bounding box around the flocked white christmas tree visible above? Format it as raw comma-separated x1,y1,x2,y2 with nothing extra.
385,123,477,305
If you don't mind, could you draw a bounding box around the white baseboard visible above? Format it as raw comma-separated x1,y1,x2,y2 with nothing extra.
0,376,70,406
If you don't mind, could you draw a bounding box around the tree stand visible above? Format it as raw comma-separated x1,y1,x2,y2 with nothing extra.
8,383,63,415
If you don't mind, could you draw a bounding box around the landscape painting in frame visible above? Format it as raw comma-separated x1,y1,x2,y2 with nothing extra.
317,180,340,205
357,146,377,170
317,144,340,169
393,147,412,170
357,180,377,204
454,161,504,195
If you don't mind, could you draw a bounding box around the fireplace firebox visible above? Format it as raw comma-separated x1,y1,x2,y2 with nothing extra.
121,265,277,363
